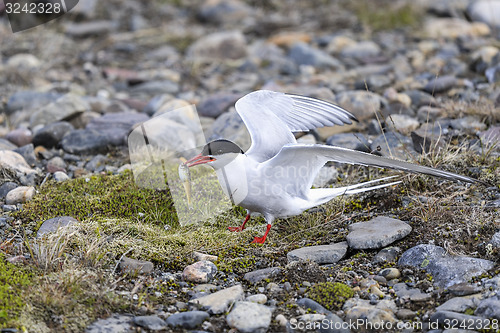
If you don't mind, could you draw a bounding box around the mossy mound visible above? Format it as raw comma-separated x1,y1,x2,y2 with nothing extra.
307,282,354,311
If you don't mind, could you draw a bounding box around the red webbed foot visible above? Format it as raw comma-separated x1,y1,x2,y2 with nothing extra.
251,224,272,244
228,214,250,232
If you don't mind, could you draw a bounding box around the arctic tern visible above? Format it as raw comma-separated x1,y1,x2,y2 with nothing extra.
184,90,481,244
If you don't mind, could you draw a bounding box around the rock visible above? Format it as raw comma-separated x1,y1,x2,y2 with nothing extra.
65,20,116,38
268,32,311,47
335,91,384,121
47,156,67,173
287,242,348,264
480,126,500,147
467,0,500,29
430,311,491,330
61,129,110,155
450,116,487,133
424,18,490,39
340,40,381,60
197,0,253,25
296,298,331,315
166,311,209,329
346,217,412,250
209,111,251,150
5,128,32,147
6,91,62,115
246,294,267,304
0,139,17,150
32,122,74,148
14,144,36,166
190,284,245,314
423,75,458,94
118,257,154,274
30,94,90,128
86,314,133,333
386,114,419,134
197,92,242,118
187,30,247,61
370,131,415,160
0,150,37,180
312,166,338,188
378,268,401,280
474,298,500,320
133,315,167,331
416,106,445,123
404,90,438,108
398,244,495,289
447,283,483,296
373,247,401,264
396,309,416,320
129,80,179,95
87,112,149,146
37,216,78,237
326,132,370,152
436,294,482,313
243,267,282,284
53,171,70,182
6,53,41,69
0,182,18,199
344,307,397,330
182,260,217,283
5,186,35,205
193,252,218,262
288,42,342,68
226,301,273,333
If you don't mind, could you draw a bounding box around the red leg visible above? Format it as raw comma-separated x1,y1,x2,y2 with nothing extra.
251,224,272,244
228,214,250,232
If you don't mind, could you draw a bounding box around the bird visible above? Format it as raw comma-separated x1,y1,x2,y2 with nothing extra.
184,90,482,244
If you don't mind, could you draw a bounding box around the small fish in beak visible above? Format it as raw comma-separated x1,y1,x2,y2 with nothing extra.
178,158,192,207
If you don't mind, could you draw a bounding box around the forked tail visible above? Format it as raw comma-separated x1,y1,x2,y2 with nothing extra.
307,176,401,207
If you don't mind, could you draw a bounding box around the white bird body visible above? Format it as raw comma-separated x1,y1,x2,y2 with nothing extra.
185,90,481,243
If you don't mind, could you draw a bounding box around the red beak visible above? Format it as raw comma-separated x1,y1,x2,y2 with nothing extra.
185,153,215,167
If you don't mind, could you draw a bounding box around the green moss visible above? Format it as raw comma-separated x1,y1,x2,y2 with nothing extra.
352,0,423,31
0,254,33,327
17,171,177,228
307,282,354,311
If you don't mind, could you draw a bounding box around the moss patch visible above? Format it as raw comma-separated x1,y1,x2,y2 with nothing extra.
0,254,33,327
307,282,354,311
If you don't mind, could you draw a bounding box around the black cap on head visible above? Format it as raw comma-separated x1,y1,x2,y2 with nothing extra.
201,139,244,156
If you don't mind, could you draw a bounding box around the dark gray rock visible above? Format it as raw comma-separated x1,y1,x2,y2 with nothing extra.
340,41,381,60
326,133,370,152
347,217,412,250
197,92,242,118
30,94,90,128
393,283,432,302
129,80,179,95
133,315,167,331
436,294,482,313
475,298,500,320
86,112,149,146
430,311,491,330
65,20,116,38
197,0,253,25
403,90,438,108
166,311,209,329
447,283,483,296
288,42,342,68
297,298,331,315
85,314,133,333
423,75,458,94
373,247,401,264
187,30,247,61
61,129,110,155
244,267,282,284
398,244,495,289
33,122,74,148
0,182,18,199
86,155,108,172
6,91,62,115
371,131,415,160
287,242,348,264
13,144,36,166
0,138,18,150
37,216,78,237
490,232,500,248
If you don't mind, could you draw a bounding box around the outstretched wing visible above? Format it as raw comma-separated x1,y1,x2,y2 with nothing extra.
235,90,357,162
260,144,481,199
